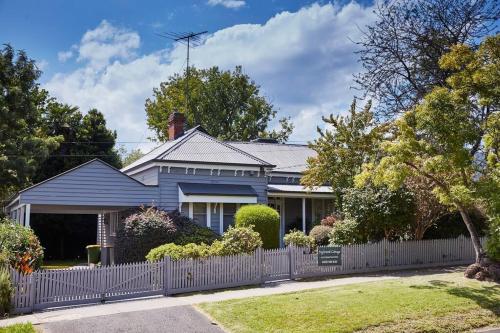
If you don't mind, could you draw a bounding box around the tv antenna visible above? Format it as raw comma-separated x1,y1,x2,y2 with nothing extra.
157,31,208,117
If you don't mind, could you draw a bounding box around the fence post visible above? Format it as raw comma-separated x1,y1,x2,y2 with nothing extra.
288,246,295,280
29,272,36,313
259,248,265,285
163,257,171,296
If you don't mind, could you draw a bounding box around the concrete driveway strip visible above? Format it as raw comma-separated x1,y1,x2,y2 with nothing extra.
41,305,224,333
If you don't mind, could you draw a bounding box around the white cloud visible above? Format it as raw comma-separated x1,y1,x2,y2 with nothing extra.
207,0,246,9
44,2,375,152
37,59,49,71
77,20,140,69
57,50,73,62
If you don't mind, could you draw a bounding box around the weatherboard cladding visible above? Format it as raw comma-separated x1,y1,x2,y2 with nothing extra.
20,160,158,206
129,167,159,185
158,170,267,211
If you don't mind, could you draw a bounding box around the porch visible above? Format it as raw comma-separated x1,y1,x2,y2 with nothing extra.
267,184,335,245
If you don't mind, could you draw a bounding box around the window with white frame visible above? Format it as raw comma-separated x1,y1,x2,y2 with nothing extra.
193,203,207,227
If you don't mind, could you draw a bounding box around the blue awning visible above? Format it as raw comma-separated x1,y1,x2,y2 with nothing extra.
178,183,257,197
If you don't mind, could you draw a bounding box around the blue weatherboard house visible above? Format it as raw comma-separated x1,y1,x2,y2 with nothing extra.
5,113,334,264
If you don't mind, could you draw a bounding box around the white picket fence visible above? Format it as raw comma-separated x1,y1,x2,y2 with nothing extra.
11,260,165,313
11,236,483,313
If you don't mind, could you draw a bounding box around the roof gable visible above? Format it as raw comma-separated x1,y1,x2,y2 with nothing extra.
122,128,273,172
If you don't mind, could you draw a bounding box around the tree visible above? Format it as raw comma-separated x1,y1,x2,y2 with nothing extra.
34,103,122,182
301,100,385,207
405,176,448,240
356,0,499,118
356,36,500,264
145,66,293,142
0,45,60,201
121,148,144,167
342,184,415,240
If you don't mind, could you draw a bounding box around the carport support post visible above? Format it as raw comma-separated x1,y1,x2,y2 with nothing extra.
24,204,31,228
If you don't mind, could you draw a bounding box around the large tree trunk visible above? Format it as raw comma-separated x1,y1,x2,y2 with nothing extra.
457,204,486,264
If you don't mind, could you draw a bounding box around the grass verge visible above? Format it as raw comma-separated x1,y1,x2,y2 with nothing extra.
199,272,499,333
0,323,35,333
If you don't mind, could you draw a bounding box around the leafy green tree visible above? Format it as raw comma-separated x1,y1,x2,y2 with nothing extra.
121,148,144,167
34,103,121,182
356,0,499,117
342,185,415,241
356,36,500,263
0,45,60,201
301,100,385,207
145,66,293,142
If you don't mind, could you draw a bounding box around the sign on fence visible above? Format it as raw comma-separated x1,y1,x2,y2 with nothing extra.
318,246,342,266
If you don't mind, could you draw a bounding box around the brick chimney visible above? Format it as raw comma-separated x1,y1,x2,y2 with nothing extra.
168,112,185,140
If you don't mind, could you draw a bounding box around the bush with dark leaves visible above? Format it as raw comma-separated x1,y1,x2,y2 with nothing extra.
114,207,219,263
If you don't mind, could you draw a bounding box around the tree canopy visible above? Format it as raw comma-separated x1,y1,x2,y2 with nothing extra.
34,102,122,182
356,0,499,118
145,66,293,142
355,35,500,263
301,100,385,206
0,45,61,201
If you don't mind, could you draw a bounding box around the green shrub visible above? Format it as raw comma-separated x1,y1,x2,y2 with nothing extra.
214,226,262,256
309,225,332,246
146,243,212,261
0,218,44,273
235,205,279,249
329,219,364,245
342,185,415,241
115,208,219,263
0,268,12,316
486,216,500,261
146,226,262,261
284,230,314,248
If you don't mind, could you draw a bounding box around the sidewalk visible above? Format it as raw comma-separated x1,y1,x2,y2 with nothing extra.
0,267,461,327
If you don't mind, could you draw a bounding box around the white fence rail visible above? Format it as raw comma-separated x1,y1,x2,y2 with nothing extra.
11,236,482,313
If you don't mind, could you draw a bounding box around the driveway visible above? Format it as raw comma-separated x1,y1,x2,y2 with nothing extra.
41,305,224,333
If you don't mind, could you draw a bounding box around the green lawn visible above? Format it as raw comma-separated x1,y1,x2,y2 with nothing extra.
41,260,85,270
0,323,35,333
199,272,500,333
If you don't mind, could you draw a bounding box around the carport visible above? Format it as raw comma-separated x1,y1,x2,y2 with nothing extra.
5,159,159,264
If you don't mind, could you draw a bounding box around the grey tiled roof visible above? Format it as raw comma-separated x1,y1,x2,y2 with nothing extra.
121,127,273,172
227,142,316,173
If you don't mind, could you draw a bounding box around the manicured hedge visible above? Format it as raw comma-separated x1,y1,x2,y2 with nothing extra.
235,205,279,249
146,226,262,261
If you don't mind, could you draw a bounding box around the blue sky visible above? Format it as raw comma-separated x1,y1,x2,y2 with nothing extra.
1,0,375,151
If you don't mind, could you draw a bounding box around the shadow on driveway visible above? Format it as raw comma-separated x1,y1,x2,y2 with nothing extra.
41,305,225,333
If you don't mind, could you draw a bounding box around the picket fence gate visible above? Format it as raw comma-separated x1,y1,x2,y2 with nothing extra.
11,236,483,314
